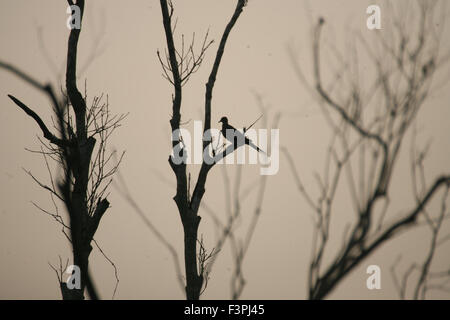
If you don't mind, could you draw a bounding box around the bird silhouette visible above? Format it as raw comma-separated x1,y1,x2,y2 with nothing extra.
218,116,265,153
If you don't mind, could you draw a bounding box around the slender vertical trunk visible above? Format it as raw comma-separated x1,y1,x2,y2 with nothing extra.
60,240,92,300
183,213,203,300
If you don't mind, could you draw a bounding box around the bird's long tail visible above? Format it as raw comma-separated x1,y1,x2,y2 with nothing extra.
248,141,266,154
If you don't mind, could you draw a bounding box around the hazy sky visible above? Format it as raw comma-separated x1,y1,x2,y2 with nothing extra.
1,0,449,299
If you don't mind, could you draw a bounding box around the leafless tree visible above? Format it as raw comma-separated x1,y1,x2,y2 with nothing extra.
158,0,250,300
286,0,450,299
0,0,124,299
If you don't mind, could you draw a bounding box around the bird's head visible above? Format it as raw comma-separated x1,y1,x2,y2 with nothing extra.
218,116,228,124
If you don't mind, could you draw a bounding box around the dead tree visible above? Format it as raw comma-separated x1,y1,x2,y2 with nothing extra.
158,0,249,300
0,0,124,299
390,127,450,299
287,0,450,299
202,97,280,299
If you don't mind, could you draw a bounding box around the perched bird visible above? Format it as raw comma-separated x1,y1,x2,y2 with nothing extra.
218,116,265,153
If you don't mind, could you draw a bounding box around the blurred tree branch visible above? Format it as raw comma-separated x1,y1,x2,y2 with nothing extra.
159,0,248,300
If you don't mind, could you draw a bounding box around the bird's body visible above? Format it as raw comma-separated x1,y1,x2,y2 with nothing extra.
218,116,265,153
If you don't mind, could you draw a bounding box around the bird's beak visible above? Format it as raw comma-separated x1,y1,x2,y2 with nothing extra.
218,120,221,123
